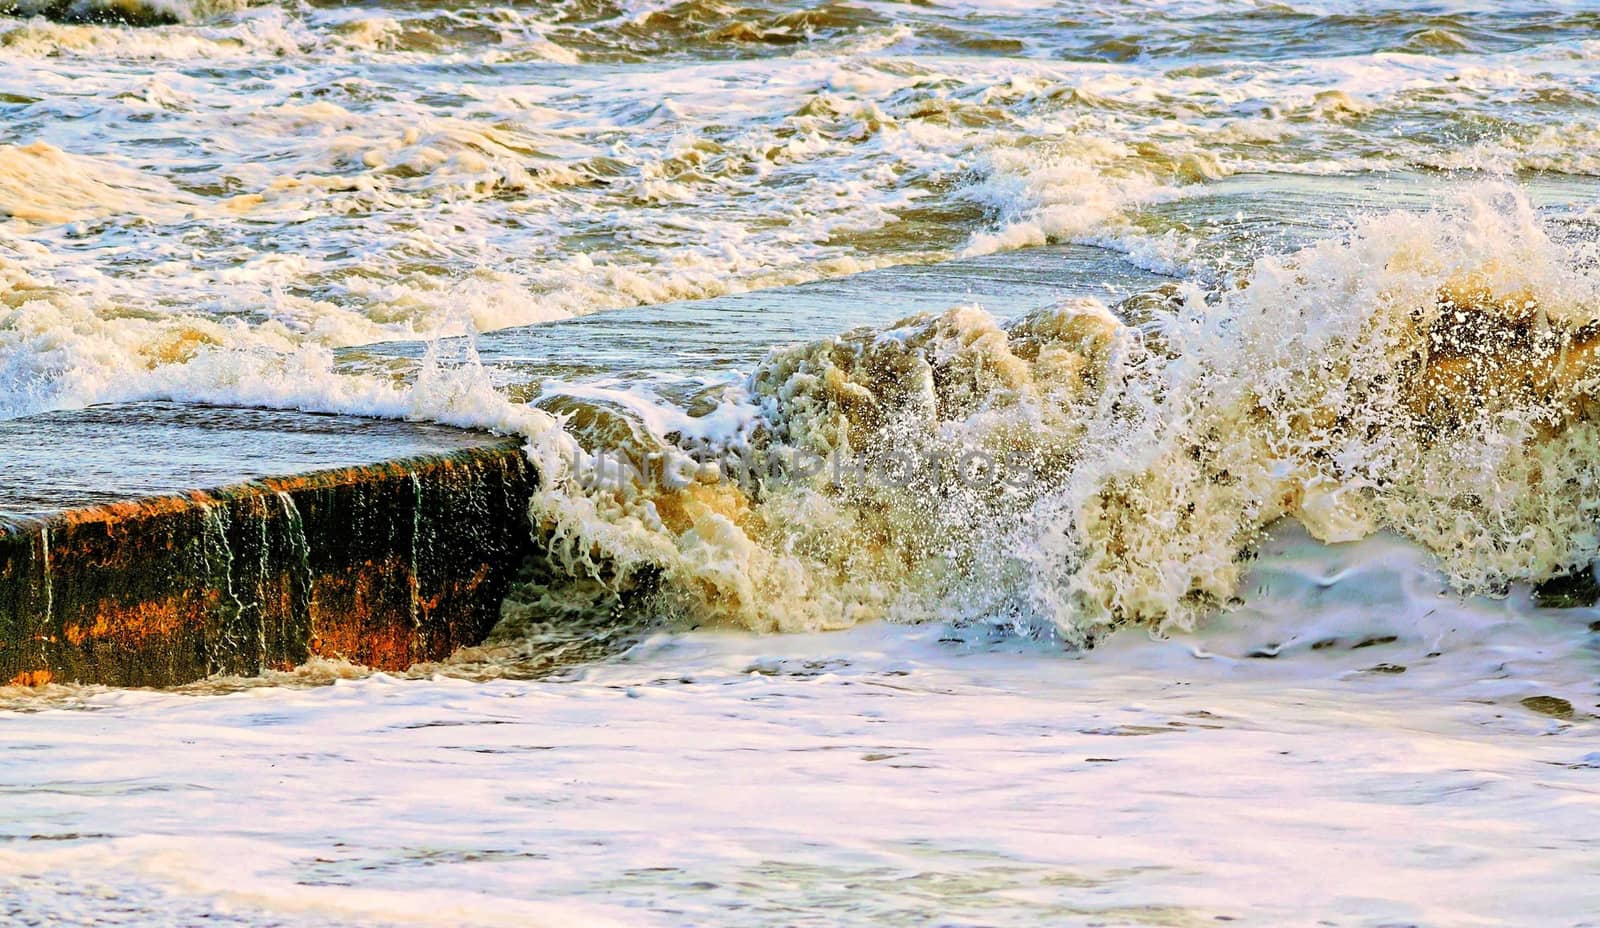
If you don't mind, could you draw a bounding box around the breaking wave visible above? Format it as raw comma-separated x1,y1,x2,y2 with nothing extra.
519,185,1600,641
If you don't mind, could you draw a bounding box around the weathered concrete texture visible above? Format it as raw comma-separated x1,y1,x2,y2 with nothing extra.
0,404,538,687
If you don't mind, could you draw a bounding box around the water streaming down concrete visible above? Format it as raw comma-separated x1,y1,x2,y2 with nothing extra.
0,403,538,687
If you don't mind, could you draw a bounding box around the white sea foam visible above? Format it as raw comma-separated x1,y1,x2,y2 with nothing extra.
1,526,1595,925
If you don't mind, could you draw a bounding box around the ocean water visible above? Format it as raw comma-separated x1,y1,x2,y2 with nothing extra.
3,0,1600,923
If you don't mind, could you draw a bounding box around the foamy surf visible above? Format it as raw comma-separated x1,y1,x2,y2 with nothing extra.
6,0,1600,422
0,527,1594,926
4,1,1600,922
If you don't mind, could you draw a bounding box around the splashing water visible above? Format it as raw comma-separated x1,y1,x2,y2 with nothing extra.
521,185,1600,641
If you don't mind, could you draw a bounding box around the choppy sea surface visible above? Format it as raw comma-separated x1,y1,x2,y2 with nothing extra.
3,0,1600,923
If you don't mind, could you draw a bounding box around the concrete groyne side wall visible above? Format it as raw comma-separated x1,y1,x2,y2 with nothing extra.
0,445,537,687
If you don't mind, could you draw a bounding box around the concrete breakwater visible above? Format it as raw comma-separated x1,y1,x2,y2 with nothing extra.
0,403,538,687
0,246,1160,689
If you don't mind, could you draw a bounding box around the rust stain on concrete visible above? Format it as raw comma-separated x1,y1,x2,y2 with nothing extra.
63,599,196,648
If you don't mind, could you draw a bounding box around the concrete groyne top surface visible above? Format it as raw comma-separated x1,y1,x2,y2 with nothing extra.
0,402,521,521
